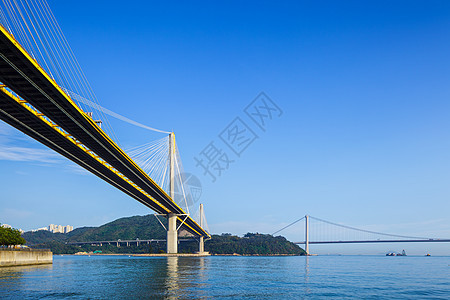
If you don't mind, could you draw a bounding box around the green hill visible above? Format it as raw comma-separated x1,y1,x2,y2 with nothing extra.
67,215,167,242
23,215,305,255
23,215,166,244
205,233,305,255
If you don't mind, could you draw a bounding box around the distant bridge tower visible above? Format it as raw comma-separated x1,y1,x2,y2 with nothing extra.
198,203,205,253
167,132,178,254
305,214,310,255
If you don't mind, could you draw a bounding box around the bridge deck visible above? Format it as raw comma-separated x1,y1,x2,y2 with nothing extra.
0,25,209,238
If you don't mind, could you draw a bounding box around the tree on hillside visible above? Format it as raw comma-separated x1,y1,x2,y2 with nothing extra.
0,225,26,247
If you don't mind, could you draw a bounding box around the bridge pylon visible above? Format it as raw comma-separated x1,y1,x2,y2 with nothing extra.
305,214,309,255
167,132,178,254
197,203,207,254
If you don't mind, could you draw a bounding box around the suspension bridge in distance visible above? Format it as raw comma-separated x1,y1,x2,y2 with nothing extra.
0,1,209,254
273,215,450,255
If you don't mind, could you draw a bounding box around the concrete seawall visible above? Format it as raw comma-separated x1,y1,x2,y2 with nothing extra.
0,249,53,267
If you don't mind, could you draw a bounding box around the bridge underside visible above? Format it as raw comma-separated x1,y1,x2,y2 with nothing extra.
0,89,164,213
0,25,209,239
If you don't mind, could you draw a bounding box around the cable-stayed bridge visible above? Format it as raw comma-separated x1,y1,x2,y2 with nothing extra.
273,215,450,255
0,0,209,254
1,0,448,257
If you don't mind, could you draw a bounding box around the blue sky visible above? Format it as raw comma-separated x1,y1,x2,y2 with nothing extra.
1,0,449,254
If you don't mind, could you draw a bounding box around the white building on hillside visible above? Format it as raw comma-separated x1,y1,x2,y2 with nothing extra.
2,224,24,233
48,224,74,234
31,227,48,232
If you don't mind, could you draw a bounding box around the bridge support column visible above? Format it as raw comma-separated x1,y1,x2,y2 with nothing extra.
199,236,204,253
197,204,208,254
167,213,178,254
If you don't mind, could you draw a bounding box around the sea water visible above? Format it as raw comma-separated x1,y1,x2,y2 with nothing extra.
0,255,449,299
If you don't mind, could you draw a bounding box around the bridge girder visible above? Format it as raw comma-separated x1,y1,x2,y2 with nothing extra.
0,24,210,238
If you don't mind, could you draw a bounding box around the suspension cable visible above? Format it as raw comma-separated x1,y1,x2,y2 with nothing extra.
309,215,430,240
272,216,305,236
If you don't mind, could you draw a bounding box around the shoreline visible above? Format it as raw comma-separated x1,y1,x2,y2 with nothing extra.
1,249,53,267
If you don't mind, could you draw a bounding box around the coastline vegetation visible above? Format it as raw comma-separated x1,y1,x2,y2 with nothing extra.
0,225,26,247
22,215,305,255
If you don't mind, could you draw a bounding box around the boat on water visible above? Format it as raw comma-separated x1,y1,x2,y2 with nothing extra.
386,250,407,256
425,253,431,256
